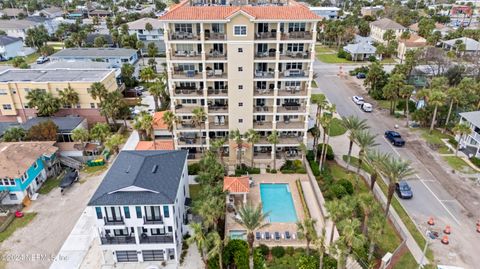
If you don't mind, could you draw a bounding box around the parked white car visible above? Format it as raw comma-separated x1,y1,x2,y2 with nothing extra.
352,96,364,105
361,103,373,112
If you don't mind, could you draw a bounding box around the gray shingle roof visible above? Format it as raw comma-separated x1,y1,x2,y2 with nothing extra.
0,36,22,46
88,150,188,206
0,69,113,82
51,48,137,58
343,42,376,54
0,19,38,30
370,18,405,30
460,111,480,128
0,122,18,137
21,116,85,133
442,37,480,51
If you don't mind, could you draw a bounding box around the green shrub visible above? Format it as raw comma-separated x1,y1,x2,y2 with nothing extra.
188,163,200,175
323,255,338,269
317,144,334,160
337,49,348,58
235,165,261,176
271,246,286,258
223,239,249,269
296,254,319,269
207,255,220,269
280,159,306,174
337,178,354,195
253,248,266,269
329,183,348,199
306,150,315,161
396,99,417,113
257,244,269,257
368,55,377,62
286,246,295,256
346,53,352,61
448,137,458,147
470,157,480,168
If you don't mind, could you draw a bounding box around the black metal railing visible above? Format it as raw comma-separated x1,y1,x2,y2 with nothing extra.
103,216,124,225
140,234,174,244
100,236,135,245
143,216,163,225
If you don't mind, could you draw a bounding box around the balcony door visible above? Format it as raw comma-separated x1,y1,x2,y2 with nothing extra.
145,206,162,221
105,207,122,221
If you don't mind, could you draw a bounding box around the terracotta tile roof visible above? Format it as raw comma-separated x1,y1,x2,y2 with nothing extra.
0,141,57,179
223,176,250,193
160,0,321,21
135,140,175,150
153,111,169,130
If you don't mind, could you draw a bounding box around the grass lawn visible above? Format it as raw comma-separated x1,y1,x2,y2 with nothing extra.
342,155,373,174
438,146,452,154
0,213,37,243
0,53,40,65
377,100,391,110
189,184,203,201
328,118,347,137
316,53,351,64
82,165,107,175
315,45,336,54
379,58,397,64
443,156,476,174
420,129,452,148
38,171,65,195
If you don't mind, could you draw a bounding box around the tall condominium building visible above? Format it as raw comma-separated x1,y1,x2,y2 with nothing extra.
159,0,321,165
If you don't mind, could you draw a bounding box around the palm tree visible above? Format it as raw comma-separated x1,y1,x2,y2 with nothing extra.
89,82,109,123
418,77,448,133
59,85,79,115
234,204,270,266
299,142,307,164
133,111,154,140
148,80,166,111
2,127,26,142
139,66,157,83
192,107,207,128
339,219,365,268
194,191,225,231
325,199,348,245
100,91,124,125
357,193,375,236
341,116,369,169
25,89,45,108
136,40,145,65
319,104,336,171
354,130,378,175
367,213,385,262
71,127,89,163
229,129,244,167
296,217,317,255
363,150,389,191
245,129,260,167
90,123,111,145
207,231,224,269
267,131,280,170
187,222,208,266
105,134,124,154
311,94,328,160
399,84,414,127
210,138,227,169
315,228,327,269
444,80,467,132
162,111,179,133
452,123,471,156
377,155,415,217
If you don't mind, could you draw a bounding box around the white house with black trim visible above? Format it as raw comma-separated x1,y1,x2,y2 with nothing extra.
457,111,480,158
88,150,190,264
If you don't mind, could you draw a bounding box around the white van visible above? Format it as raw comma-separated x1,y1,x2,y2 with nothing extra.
361,103,373,112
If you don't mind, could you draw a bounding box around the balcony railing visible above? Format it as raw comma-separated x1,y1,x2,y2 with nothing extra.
174,87,203,96
177,121,203,130
254,70,275,78
172,70,202,79
278,136,303,144
281,31,313,40
171,51,201,60
104,217,124,225
277,104,307,113
208,104,228,112
254,88,274,96
276,121,305,129
175,105,196,114
140,234,174,244
255,31,278,40
279,69,308,78
253,121,273,129
279,51,310,60
206,52,227,60
170,32,200,40
277,87,307,96
205,32,226,40
254,106,273,113
254,51,276,60
206,70,227,79
100,236,135,245
144,216,164,225
207,87,228,96
178,137,206,145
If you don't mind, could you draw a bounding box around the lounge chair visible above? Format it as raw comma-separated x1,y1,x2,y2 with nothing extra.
292,233,296,240
264,232,271,240
256,232,262,240
285,231,291,240
274,232,281,241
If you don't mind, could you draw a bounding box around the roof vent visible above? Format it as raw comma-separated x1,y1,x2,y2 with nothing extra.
152,165,158,173
125,165,131,173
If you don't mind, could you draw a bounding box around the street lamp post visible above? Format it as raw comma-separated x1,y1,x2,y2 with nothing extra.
418,230,432,269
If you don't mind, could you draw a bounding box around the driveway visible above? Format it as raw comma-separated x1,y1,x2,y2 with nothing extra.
0,170,105,269
313,59,480,268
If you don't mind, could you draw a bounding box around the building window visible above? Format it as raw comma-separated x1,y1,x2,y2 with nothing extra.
168,226,173,233
234,25,247,36
135,206,142,218
90,103,95,109
238,119,243,123
239,102,243,107
2,104,12,110
9,179,15,185
21,172,28,183
76,103,81,109
24,104,29,109
238,85,243,90
9,193,17,200
0,89,7,95
33,161,38,169
163,206,170,218
238,48,243,53
95,207,102,219
238,67,243,72
124,206,130,219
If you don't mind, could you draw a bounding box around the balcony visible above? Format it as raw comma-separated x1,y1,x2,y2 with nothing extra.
279,69,308,79
170,50,201,60
103,217,124,226
100,236,135,245
207,87,228,96
206,51,227,61
253,121,273,129
253,152,272,160
175,104,197,114
277,104,307,113
279,136,303,144
174,87,203,97
276,121,305,129
144,216,164,225
277,87,307,96
279,51,310,60
254,51,276,60
281,31,313,40
254,70,274,79
169,32,200,40
255,31,278,40
209,116,228,129
253,106,273,113
206,70,228,79
204,32,226,41
208,103,228,112
177,121,203,130
172,70,202,80
178,137,206,146
254,88,274,96
140,234,174,244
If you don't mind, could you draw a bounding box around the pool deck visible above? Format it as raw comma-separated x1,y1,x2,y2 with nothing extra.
226,173,313,247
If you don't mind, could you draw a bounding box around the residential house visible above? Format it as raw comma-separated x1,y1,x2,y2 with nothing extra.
397,34,427,62
159,0,321,163
0,8,26,19
0,68,118,123
309,7,340,20
152,111,173,139
408,22,450,37
441,37,480,55
127,18,166,54
343,41,376,61
88,150,189,264
0,141,60,204
35,6,64,18
50,48,138,67
457,111,480,158
0,36,23,60
361,6,384,17
369,18,406,44
21,116,87,142
35,60,122,79
0,19,38,40
89,9,111,18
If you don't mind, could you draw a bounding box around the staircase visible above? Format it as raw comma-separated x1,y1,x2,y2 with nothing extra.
59,156,83,170
346,257,363,269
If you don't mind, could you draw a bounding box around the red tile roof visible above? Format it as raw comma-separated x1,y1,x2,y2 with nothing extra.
160,0,321,21
135,140,175,150
223,176,250,193
153,111,169,130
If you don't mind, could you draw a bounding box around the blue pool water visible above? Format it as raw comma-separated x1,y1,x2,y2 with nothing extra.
229,230,247,240
260,183,298,223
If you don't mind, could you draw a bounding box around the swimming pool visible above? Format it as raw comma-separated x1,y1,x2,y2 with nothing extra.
229,230,247,240
260,183,298,223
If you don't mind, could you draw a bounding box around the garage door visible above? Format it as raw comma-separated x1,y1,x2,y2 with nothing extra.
116,251,138,262
143,250,164,261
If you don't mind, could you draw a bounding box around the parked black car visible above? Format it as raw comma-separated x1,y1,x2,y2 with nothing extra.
385,130,405,147
395,181,413,199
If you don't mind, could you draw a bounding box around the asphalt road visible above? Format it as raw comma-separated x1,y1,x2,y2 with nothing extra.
313,60,480,268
